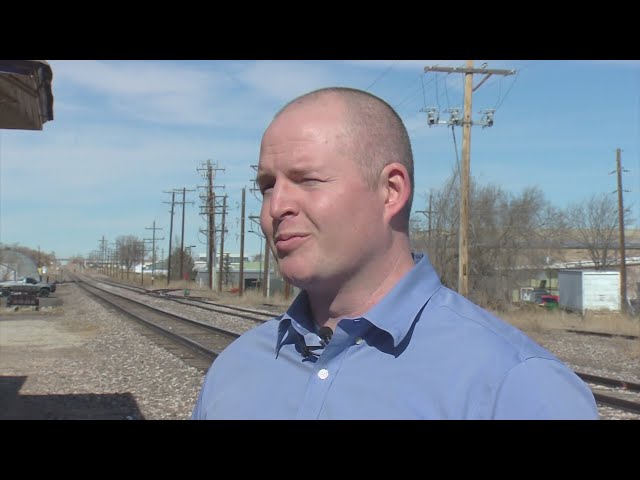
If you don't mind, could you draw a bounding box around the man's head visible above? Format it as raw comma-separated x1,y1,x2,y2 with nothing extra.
274,87,415,220
257,87,414,291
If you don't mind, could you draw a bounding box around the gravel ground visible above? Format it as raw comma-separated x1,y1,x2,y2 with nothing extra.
1,280,638,420
0,282,204,420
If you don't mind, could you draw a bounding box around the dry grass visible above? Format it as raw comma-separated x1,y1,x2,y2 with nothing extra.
148,278,292,309
494,307,640,361
495,306,640,337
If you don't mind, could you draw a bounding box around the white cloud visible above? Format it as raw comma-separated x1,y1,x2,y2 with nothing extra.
232,60,341,100
50,60,259,128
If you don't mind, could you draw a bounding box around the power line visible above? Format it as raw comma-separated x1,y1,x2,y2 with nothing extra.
365,60,399,91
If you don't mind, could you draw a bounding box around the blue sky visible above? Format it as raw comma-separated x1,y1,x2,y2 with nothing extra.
1,60,638,261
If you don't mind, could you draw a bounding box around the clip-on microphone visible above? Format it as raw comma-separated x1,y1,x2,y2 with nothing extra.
298,326,334,360
317,326,333,347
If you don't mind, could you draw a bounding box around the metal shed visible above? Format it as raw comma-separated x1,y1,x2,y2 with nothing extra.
558,270,620,314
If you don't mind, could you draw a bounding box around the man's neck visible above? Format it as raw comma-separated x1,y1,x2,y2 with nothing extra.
308,249,415,331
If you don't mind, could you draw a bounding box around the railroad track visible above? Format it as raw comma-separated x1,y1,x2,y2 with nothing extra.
564,328,638,340
576,372,640,415
74,273,640,416
82,275,277,323
76,280,237,371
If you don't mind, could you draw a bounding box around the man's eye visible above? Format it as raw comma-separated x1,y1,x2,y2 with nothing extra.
260,184,273,195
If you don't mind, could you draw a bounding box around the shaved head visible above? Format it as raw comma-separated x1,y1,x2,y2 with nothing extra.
274,87,415,223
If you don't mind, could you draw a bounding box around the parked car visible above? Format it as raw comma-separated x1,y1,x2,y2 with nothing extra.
0,277,56,297
539,294,559,310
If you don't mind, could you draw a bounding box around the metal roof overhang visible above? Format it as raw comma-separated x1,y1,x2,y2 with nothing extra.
0,60,54,130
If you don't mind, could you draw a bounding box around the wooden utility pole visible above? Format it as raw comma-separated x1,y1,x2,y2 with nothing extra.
164,191,176,285
145,221,164,282
171,187,195,282
416,191,437,245
262,237,270,298
139,240,145,286
100,236,107,275
615,148,627,310
180,187,187,281
424,61,515,297
197,160,225,290
217,194,227,292
248,214,264,291
427,192,433,241
239,187,246,297
458,60,474,297
209,187,216,290
164,188,194,283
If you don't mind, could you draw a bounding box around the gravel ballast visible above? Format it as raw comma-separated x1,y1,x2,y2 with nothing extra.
0,283,204,420
1,281,638,420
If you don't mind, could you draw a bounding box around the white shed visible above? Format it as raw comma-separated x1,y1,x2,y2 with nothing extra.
558,270,620,314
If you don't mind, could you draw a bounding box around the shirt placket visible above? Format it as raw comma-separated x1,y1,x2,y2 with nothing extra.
295,328,352,419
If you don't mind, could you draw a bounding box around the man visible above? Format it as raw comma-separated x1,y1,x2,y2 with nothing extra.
192,87,599,419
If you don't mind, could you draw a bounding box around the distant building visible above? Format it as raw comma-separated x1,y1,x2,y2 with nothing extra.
192,252,296,296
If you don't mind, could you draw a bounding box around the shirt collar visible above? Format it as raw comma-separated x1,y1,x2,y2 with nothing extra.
276,253,442,352
364,253,442,346
276,290,314,354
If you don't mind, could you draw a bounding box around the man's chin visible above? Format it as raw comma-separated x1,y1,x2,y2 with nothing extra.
279,272,307,289
279,266,314,290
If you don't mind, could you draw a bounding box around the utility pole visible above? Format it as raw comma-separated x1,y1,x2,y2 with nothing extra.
249,164,271,297
197,160,225,290
145,221,164,286
100,236,107,275
139,240,145,286
167,187,195,282
249,214,264,290
218,194,227,292
416,191,437,244
428,192,433,240
614,148,628,310
163,191,176,285
210,186,216,290
263,235,270,298
239,187,246,297
458,59,473,298
180,187,187,281
424,61,515,297
108,242,117,277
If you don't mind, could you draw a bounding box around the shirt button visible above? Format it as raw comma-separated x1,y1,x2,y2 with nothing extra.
355,337,364,345
318,369,329,380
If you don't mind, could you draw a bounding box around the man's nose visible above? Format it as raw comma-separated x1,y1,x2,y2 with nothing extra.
269,182,298,219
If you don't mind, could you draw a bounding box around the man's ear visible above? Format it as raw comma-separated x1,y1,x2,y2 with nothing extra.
380,162,411,221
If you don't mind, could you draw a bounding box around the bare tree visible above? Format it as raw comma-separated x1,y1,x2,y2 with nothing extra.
469,184,566,306
565,192,627,269
116,235,141,277
223,253,233,286
169,245,195,281
424,171,460,289
411,175,565,308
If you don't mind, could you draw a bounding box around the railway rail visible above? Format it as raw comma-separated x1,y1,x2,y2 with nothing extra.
565,328,638,341
76,280,238,371
83,276,277,321
576,372,640,414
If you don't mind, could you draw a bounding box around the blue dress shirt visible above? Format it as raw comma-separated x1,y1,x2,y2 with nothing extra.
192,253,599,419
